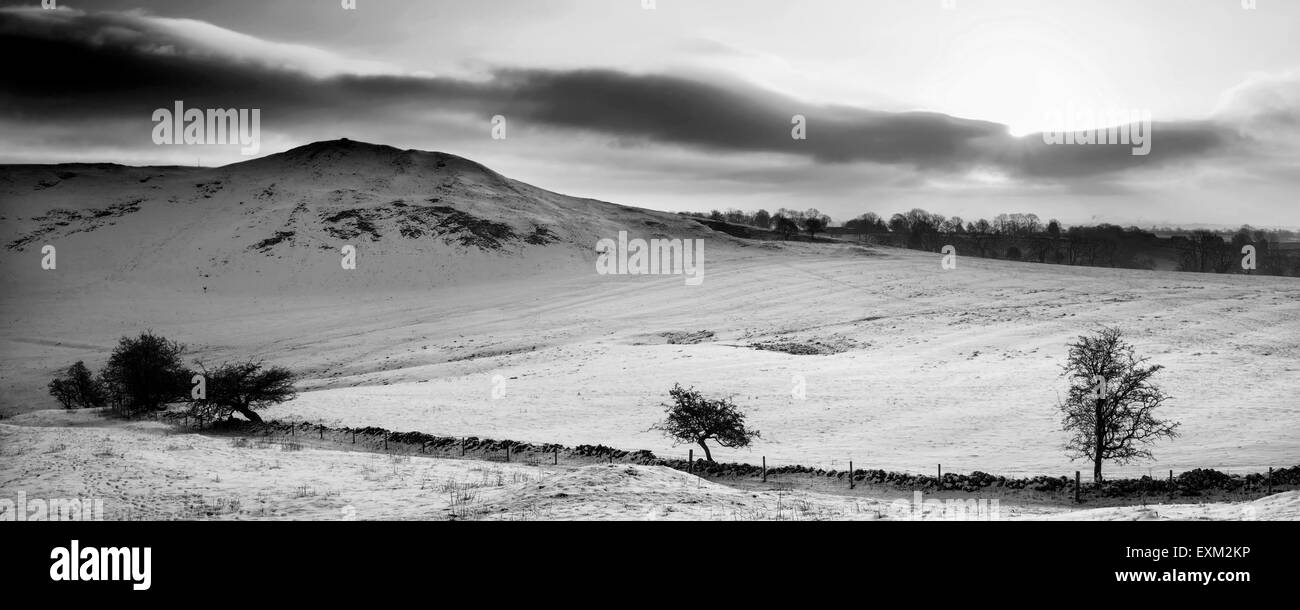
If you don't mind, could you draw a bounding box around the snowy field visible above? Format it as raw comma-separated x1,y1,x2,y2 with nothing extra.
4,244,1298,478
4,410,1295,521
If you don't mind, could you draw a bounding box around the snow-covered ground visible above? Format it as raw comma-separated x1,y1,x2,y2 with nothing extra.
4,244,1298,477
4,410,1294,521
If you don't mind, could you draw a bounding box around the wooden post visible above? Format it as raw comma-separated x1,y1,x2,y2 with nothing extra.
849,460,854,489
352,431,355,444
937,464,942,484
689,449,693,473
554,447,558,465
461,438,466,457
762,456,767,482
1268,467,1273,495
1075,471,1081,504
319,427,324,440
291,425,295,437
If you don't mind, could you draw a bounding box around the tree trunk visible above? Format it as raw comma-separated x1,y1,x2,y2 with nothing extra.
236,406,263,423
1093,398,1105,483
697,440,712,462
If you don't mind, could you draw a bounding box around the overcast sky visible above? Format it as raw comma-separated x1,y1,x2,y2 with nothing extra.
2,0,1298,228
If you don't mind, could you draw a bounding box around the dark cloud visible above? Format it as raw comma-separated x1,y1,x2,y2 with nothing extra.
0,6,1244,179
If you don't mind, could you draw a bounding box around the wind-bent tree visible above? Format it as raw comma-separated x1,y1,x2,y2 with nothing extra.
100,332,192,415
653,384,760,462
1059,327,1180,482
192,360,296,423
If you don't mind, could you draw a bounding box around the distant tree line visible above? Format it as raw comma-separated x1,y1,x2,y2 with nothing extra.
680,206,1300,277
48,332,296,423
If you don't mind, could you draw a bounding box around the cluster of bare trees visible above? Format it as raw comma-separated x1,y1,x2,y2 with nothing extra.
48,332,296,423
1170,228,1296,275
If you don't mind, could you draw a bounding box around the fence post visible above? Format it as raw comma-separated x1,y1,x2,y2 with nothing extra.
850,460,854,490
320,427,324,440
688,449,693,473
762,456,767,483
461,438,466,456
352,431,355,444
554,447,558,466
1268,467,1273,495
937,464,942,484
1075,471,1081,504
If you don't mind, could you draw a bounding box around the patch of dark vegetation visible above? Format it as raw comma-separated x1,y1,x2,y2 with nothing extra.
320,202,523,250
6,199,143,251
750,338,854,355
661,330,714,345
524,225,559,245
446,345,538,362
194,181,223,198
321,209,382,241
420,204,517,249
252,230,295,251
89,200,142,218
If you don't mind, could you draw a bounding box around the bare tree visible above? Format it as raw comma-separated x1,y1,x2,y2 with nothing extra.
1059,327,1180,482
652,384,759,462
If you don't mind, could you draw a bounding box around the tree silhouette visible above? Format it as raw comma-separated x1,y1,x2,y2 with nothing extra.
192,360,296,423
652,384,759,462
1059,327,1180,482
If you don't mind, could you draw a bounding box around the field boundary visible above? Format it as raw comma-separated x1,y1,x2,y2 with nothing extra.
153,411,1300,509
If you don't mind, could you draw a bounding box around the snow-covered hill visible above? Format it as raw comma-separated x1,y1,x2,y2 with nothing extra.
0,138,723,294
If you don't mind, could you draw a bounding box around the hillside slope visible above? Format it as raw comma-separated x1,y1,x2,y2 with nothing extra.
0,139,726,294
